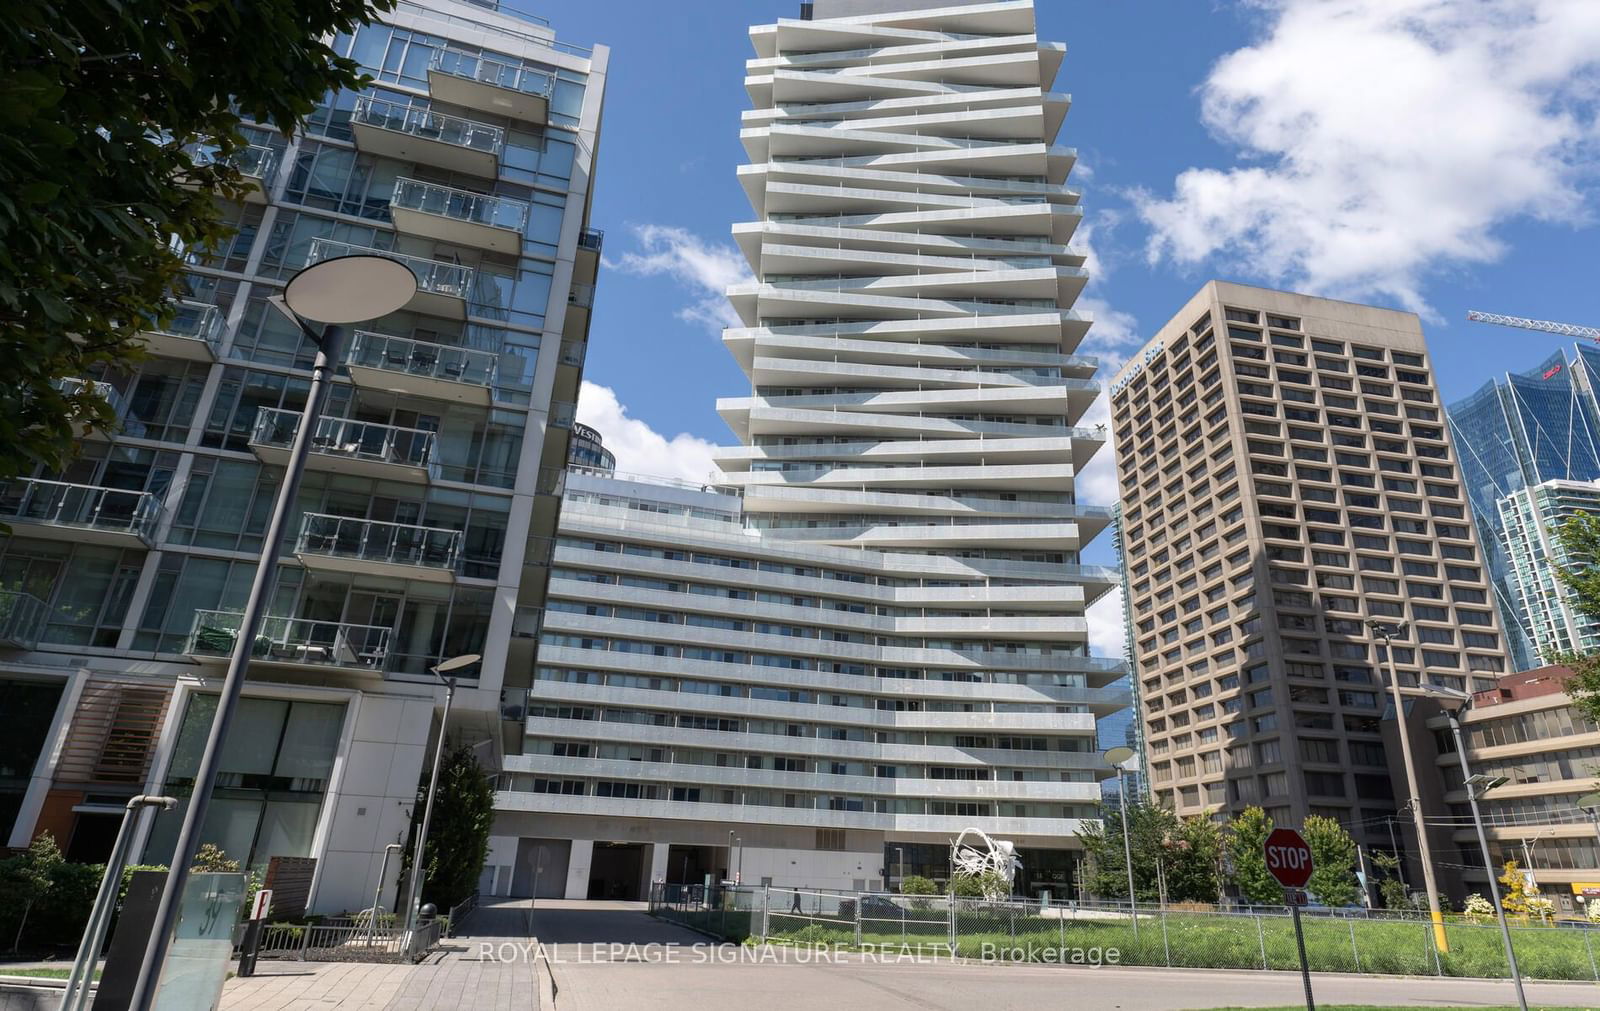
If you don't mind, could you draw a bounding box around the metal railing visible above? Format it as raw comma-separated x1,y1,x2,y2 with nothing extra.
194,143,278,183
251,915,441,963
145,300,224,346
568,282,595,308
664,887,1600,982
348,331,498,389
250,407,439,479
392,177,530,233
52,377,145,438
0,479,162,541
430,47,556,99
578,227,604,251
352,96,504,157
0,589,47,649
186,610,391,671
306,238,473,302
296,512,463,573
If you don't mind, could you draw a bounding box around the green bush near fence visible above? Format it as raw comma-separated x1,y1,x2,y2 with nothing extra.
733,905,1600,982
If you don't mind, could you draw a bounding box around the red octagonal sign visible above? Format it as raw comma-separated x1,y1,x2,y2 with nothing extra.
1264,828,1314,888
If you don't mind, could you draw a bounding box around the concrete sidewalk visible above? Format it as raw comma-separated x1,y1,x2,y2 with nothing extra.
220,899,541,1011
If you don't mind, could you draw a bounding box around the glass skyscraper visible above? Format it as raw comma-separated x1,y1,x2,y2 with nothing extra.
1447,345,1600,670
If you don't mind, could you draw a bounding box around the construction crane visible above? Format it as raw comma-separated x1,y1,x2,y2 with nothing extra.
1466,310,1600,343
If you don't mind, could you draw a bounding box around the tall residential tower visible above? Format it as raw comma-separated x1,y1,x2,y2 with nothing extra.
489,0,1126,901
1110,282,1510,863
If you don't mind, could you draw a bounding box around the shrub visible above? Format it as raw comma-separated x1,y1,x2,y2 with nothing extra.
900,875,936,896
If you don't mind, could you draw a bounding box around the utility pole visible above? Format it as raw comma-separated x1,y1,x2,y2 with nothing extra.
1368,619,1448,952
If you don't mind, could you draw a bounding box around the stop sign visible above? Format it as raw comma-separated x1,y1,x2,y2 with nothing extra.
1264,828,1314,888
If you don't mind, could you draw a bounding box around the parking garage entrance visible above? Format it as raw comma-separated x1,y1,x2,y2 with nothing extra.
586,841,647,900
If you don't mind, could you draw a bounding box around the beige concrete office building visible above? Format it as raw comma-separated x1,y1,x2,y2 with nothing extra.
1109,281,1511,855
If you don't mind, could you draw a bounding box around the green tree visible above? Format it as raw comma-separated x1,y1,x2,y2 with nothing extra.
1302,815,1359,907
1499,859,1530,916
1077,800,1175,903
1553,514,1600,720
899,875,936,896
1164,815,1224,904
1368,850,1411,911
0,834,64,953
0,0,393,484
1226,807,1281,904
406,744,494,911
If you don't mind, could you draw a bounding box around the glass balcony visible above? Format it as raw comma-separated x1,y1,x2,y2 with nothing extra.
186,610,391,673
558,340,586,368
428,47,554,124
350,96,504,178
249,407,439,484
295,512,462,583
578,228,604,253
305,238,472,320
193,144,278,202
347,331,497,406
137,300,223,362
549,400,576,428
569,283,595,309
389,177,529,255
0,590,47,650
53,377,146,440
0,478,162,546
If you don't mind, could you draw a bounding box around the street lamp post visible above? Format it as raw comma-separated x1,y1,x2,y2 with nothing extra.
1368,619,1449,952
736,836,743,885
403,653,481,943
1424,684,1527,1011
1106,746,1138,939
727,830,735,883
62,796,177,1011
129,255,416,1009
895,847,904,892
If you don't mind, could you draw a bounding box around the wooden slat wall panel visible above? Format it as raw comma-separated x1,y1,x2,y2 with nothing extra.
54,680,172,786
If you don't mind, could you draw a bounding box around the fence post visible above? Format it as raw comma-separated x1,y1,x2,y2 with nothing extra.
761,884,770,943
1349,918,1360,973
1426,918,1441,976
949,896,958,954
1587,926,1598,981
854,894,863,947
1160,903,1170,967
1256,914,1267,970
1059,903,1065,952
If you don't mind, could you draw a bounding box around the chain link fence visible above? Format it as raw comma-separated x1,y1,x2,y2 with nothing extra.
648,886,1600,981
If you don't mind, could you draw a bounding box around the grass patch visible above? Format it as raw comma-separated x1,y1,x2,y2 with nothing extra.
0,967,100,980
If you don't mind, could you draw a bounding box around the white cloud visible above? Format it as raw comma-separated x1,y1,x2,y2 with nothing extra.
1087,585,1127,660
605,224,753,333
575,381,721,485
1134,0,1600,313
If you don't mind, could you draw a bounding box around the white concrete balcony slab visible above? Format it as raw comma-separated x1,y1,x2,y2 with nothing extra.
295,512,462,583
389,178,528,256
192,144,278,202
350,96,503,178
0,478,161,547
428,47,553,123
305,238,472,321
0,590,47,650
346,331,497,406
52,377,145,440
185,610,390,673
249,407,438,484
137,300,223,362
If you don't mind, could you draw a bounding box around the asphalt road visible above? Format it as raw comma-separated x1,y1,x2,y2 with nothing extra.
528,902,1600,1011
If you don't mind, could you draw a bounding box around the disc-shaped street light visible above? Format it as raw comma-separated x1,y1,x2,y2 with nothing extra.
130,254,417,1010
403,653,484,940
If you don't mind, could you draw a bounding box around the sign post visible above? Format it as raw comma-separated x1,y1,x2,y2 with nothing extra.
1265,828,1315,1011
237,888,273,978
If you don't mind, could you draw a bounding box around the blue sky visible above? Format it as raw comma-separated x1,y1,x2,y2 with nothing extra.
511,0,1600,652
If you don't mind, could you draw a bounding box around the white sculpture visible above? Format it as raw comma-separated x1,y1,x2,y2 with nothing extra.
949,827,1021,899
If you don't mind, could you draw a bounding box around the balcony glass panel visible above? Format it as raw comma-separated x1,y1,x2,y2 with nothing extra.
52,377,142,437
351,96,504,156
430,48,554,98
578,227,604,252
348,331,497,389
0,479,161,540
195,144,278,182
306,238,473,302
391,178,530,234
187,610,390,671
0,590,47,649
250,407,438,477
569,283,595,308
149,300,224,346
296,513,462,573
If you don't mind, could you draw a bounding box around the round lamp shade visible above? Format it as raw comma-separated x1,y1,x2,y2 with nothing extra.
1105,746,1135,766
283,254,417,324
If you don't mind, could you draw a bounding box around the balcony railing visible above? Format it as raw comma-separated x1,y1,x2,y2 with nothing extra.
0,479,162,541
306,238,473,303
194,144,278,184
186,610,391,672
250,407,438,479
578,227,604,252
391,178,530,234
558,340,586,368
351,96,504,156
348,331,497,389
549,401,576,428
0,590,47,650
147,300,224,347
296,513,462,574
429,47,555,99
568,283,595,309
52,377,144,438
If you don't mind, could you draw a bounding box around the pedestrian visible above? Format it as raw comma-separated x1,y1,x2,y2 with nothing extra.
791,888,803,914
